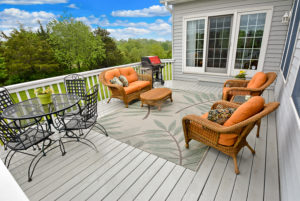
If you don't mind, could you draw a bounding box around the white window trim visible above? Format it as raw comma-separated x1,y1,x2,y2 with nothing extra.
182,6,273,77
280,0,300,84
183,16,207,73
290,66,300,128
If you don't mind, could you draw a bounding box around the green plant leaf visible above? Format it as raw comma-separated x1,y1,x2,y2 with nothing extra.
173,126,182,136
168,120,176,132
154,119,167,130
183,95,195,103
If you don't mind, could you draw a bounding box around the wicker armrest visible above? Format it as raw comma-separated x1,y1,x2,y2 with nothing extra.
211,101,240,110
183,114,246,134
226,87,262,97
138,73,152,81
224,80,249,88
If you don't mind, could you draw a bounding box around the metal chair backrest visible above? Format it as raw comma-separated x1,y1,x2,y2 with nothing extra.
0,87,14,114
83,84,99,121
64,74,86,99
0,116,20,146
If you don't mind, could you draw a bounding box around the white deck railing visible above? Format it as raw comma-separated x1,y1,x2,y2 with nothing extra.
4,59,174,103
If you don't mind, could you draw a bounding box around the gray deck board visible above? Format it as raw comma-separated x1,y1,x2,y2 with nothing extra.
0,81,280,201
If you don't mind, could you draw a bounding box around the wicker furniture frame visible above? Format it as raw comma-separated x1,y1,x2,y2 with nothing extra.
182,100,279,174
140,88,172,111
222,72,277,101
99,68,152,108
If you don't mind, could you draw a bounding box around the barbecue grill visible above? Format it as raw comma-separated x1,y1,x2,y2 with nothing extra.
141,56,165,87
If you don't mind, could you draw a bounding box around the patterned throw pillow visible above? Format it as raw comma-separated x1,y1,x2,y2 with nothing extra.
110,77,123,86
208,108,236,125
119,75,129,87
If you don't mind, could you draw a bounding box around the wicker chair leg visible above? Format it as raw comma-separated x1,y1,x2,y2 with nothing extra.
233,156,240,174
185,143,189,148
246,142,255,155
256,120,261,138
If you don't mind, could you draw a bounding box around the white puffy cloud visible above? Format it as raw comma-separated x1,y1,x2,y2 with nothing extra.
0,0,67,5
111,5,170,17
0,8,56,35
67,3,78,9
74,15,172,40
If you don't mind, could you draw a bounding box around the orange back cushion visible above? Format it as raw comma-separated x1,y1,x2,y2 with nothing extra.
218,96,265,146
105,69,121,83
119,67,138,83
247,72,267,88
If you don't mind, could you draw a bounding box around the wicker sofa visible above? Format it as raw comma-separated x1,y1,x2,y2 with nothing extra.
222,72,277,101
99,67,152,107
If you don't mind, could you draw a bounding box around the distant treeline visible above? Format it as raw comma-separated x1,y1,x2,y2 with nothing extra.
0,17,171,86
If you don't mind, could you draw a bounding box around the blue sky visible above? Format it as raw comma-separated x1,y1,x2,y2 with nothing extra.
0,0,172,41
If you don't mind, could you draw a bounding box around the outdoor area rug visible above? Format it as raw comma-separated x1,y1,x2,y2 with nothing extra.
96,89,222,171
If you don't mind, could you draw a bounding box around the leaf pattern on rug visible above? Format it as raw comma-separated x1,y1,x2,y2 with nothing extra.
96,89,221,171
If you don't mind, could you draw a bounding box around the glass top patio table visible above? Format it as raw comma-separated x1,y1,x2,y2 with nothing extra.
2,94,80,120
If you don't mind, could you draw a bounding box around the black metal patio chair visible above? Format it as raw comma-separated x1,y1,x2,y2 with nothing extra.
55,84,107,152
64,74,87,116
0,87,42,150
0,116,60,182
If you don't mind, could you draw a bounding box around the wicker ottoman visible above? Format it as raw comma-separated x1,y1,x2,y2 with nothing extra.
140,88,172,111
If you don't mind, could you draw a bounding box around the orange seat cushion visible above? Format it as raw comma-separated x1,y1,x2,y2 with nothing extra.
247,72,267,89
130,81,151,90
105,69,120,84
123,83,140,94
201,112,209,118
218,96,265,146
119,67,138,83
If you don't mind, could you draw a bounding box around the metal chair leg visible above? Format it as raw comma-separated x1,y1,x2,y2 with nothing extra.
28,141,60,182
94,123,108,136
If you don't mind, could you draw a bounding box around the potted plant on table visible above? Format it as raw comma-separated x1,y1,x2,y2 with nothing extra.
235,70,247,80
35,87,53,105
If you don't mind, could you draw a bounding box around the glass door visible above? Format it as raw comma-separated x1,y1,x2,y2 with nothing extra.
185,18,207,73
206,15,232,73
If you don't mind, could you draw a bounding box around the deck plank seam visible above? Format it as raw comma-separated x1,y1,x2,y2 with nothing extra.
35,141,127,200
148,164,177,201
84,149,146,200
108,156,160,201
131,160,168,201
48,142,130,201
98,153,153,200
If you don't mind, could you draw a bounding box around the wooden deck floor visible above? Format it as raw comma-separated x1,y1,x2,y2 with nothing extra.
0,81,280,201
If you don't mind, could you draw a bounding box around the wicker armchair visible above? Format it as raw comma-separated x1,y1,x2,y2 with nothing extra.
99,67,152,107
223,72,277,101
182,100,279,174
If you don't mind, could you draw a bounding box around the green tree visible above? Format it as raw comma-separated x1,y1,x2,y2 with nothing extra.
94,27,124,67
0,54,7,86
48,18,106,71
0,28,59,85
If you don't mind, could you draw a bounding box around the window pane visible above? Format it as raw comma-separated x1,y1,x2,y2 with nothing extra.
235,12,266,70
186,19,205,67
292,69,300,117
207,15,232,68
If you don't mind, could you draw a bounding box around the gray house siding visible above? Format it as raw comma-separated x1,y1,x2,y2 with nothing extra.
172,0,292,83
274,29,300,201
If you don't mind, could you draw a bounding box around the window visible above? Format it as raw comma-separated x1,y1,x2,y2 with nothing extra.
206,15,232,73
281,0,300,79
292,68,300,118
183,8,272,75
186,19,205,67
234,13,266,70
